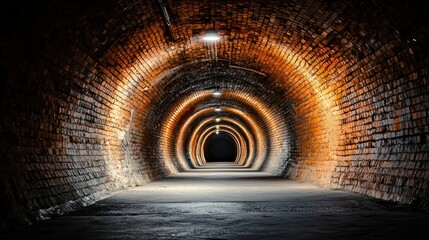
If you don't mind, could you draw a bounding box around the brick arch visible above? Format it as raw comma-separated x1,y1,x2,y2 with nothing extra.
0,0,428,229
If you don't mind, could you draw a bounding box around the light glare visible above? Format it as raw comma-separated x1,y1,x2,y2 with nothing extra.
213,90,222,97
202,29,220,42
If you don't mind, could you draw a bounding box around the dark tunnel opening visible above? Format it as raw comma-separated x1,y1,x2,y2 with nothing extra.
204,133,237,162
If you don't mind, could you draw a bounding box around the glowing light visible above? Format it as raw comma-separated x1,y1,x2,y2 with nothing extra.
213,89,222,97
215,118,221,122
214,107,222,112
216,125,220,129
202,28,220,42
215,130,219,135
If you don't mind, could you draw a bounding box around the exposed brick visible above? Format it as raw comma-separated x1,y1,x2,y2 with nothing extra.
0,0,428,231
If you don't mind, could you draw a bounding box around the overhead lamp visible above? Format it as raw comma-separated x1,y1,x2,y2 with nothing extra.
216,125,220,129
202,28,220,42
212,89,222,97
215,118,221,123
214,107,221,112
215,130,219,135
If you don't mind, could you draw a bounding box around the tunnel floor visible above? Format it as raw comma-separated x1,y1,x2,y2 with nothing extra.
2,162,429,239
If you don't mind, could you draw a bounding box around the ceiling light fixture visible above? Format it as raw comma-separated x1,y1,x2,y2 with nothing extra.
215,118,221,123
214,107,221,112
212,89,222,97
202,28,220,42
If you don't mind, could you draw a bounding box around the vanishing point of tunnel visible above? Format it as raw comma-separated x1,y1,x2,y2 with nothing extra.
204,133,237,162
0,0,429,239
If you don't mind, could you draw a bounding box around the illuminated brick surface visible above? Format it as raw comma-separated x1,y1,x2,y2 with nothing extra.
0,0,428,229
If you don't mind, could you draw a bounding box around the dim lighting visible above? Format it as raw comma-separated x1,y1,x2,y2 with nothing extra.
216,125,220,129
215,118,221,122
213,89,222,97
202,28,220,42
214,107,221,112
215,130,219,135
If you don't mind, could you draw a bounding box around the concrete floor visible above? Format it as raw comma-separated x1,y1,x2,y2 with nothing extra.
2,162,429,239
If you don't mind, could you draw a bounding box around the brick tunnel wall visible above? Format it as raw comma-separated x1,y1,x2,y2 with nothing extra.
144,63,293,174
1,0,428,230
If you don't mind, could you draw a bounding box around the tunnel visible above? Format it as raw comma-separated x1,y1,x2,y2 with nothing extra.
0,0,428,238
204,132,237,162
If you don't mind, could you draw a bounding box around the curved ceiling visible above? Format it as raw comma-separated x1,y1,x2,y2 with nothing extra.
1,0,428,225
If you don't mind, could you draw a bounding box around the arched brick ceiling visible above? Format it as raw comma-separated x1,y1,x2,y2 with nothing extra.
1,0,428,227
144,62,292,175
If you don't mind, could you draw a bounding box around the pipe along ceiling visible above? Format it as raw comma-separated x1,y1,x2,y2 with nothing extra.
0,0,428,228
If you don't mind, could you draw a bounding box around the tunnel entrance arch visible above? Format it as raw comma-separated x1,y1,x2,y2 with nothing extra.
204,132,237,162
